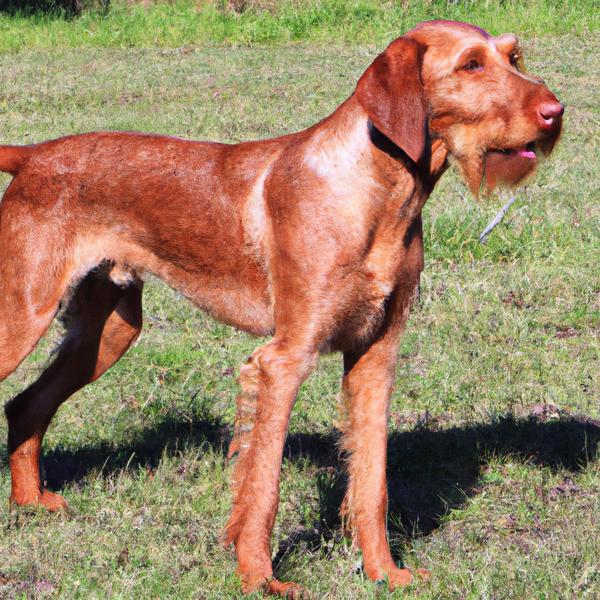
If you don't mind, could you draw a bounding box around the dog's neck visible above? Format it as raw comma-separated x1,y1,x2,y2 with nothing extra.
305,95,449,216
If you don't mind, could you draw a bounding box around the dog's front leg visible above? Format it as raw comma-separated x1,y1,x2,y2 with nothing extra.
340,286,429,590
224,337,317,596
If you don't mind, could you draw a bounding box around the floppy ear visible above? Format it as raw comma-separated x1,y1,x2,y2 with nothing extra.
355,37,428,165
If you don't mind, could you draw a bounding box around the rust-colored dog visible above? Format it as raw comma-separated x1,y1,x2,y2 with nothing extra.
1,20,562,596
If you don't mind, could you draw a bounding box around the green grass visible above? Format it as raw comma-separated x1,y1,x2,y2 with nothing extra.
0,28,599,600
0,0,598,52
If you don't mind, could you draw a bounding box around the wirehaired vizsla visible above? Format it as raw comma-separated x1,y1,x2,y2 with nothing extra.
1,20,563,596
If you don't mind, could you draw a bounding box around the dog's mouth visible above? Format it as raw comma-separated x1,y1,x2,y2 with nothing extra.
482,141,539,192
487,141,538,162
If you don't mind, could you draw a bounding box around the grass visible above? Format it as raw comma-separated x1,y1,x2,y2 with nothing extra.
0,24,599,600
0,0,598,52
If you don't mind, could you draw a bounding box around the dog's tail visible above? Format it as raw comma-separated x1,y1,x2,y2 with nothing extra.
0,144,34,175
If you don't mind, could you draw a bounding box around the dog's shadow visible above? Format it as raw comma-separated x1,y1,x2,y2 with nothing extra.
39,411,599,562
275,413,600,566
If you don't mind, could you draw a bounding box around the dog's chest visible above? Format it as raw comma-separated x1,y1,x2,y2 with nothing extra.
330,230,420,351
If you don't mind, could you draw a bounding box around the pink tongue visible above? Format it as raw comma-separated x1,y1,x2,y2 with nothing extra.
517,147,536,159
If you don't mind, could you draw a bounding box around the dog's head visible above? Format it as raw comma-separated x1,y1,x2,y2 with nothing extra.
355,20,563,195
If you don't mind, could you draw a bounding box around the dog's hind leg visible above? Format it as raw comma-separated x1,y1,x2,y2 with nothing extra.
0,232,67,386
4,269,143,510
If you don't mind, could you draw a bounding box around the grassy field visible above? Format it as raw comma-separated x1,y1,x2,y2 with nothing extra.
0,0,598,51
0,10,599,600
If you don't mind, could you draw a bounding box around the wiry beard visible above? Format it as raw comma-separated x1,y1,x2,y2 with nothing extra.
483,149,538,193
449,145,539,198
436,120,556,198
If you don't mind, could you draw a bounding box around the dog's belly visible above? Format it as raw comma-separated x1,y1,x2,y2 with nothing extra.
75,228,274,337
159,262,275,337
71,216,275,337
180,282,274,337
116,236,275,337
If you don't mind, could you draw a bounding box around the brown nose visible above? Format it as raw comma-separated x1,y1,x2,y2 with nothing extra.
538,102,564,128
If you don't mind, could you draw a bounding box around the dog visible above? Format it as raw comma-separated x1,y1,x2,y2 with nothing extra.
0,20,563,596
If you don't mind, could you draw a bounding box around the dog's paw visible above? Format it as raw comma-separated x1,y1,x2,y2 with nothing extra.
240,573,312,599
10,489,68,512
375,565,430,590
265,578,313,599
380,566,412,588
40,489,68,511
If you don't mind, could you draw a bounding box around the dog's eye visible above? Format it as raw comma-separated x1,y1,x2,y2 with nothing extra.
510,53,521,70
462,59,483,72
